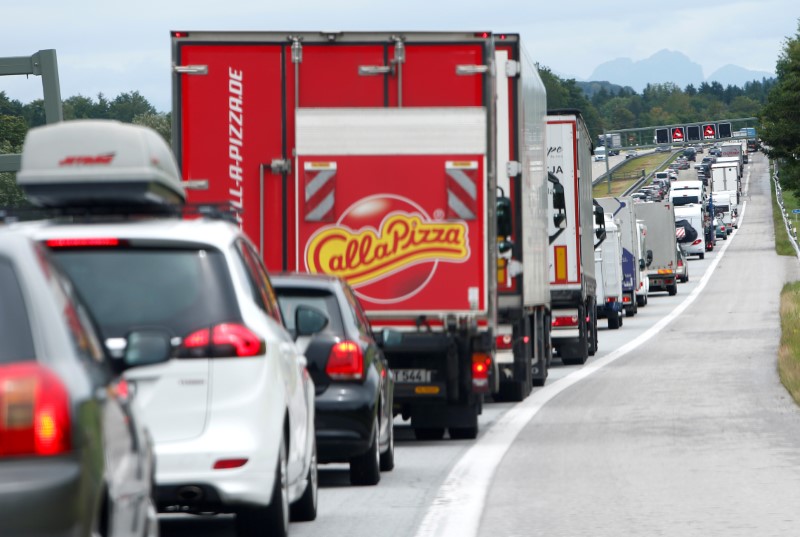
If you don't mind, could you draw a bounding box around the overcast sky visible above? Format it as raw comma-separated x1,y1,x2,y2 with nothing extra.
3,0,797,112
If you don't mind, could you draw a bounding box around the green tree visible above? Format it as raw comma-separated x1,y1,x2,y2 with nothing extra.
761,20,800,192
133,112,171,144
109,91,157,123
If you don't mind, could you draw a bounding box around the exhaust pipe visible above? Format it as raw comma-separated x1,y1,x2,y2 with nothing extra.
177,486,204,502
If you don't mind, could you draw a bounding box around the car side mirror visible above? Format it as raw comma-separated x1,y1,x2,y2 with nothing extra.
639,258,646,270
593,201,606,244
295,305,329,337
496,193,512,238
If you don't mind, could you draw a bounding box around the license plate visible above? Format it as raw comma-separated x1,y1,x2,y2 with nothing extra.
393,369,432,383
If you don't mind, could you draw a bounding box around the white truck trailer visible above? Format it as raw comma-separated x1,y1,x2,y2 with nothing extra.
547,110,603,364
594,211,624,329
634,202,679,295
597,196,645,316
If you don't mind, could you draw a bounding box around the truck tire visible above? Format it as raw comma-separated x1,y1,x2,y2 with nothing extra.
498,380,527,402
587,305,597,357
667,283,678,296
414,428,445,441
449,426,478,440
608,312,621,330
636,294,646,308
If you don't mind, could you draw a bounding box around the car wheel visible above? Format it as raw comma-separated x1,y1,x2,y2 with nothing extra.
414,427,446,441
236,437,289,537
379,417,395,472
290,439,318,521
350,420,380,486
699,253,705,260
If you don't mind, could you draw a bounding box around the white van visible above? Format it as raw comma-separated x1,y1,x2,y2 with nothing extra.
594,146,607,162
594,212,624,329
674,204,706,259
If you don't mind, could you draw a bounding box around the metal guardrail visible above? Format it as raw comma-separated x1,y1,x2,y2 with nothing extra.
772,162,800,259
621,151,678,196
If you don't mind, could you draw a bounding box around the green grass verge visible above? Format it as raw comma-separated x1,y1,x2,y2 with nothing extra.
779,282,800,405
771,169,799,256
593,152,677,198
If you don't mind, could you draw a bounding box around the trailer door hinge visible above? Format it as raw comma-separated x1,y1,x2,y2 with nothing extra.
271,159,291,175
505,60,521,78
173,64,208,75
506,161,522,177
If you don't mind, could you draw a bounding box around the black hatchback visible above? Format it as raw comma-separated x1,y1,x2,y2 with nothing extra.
271,273,395,486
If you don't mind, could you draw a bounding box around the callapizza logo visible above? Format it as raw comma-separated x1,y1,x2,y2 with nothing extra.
305,195,470,302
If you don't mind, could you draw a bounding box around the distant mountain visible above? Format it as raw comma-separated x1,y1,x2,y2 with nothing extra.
575,80,635,99
585,49,774,92
707,64,774,87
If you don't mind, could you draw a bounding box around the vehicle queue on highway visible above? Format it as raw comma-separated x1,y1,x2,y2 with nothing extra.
0,31,757,537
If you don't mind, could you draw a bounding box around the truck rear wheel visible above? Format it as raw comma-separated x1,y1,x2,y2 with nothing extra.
667,283,678,296
608,312,621,330
414,428,445,441
449,426,478,440
497,380,527,402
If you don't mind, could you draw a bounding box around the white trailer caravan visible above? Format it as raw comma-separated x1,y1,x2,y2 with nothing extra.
711,191,738,233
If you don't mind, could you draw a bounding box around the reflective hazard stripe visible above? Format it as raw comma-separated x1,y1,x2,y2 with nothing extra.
304,162,336,222
445,161,478,220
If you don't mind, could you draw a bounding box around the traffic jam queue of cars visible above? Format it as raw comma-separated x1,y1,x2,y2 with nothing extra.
0,39,749,537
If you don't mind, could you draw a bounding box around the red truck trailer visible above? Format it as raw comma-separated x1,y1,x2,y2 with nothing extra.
170,30,555,437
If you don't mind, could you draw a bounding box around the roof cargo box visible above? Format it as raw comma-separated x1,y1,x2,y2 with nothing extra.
17,120,185,208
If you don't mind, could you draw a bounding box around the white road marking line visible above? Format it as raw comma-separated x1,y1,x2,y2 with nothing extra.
414,165,753,537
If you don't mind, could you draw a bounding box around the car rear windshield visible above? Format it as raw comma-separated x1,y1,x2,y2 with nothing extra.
273,287,344,338
50,247,240,340
672,196,700,206
0,257,36,364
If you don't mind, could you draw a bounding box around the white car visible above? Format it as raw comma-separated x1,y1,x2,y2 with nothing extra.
12,120,318,537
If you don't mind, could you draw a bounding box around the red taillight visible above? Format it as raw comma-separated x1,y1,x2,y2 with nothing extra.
181,323,265,358
471,353,491,393
606,297,617,303
678,259,684,267
0,363,71,457
495,334,512,350
622,295,631,304
691,239,702,246
45,238,121,248
213,458,248,470
552,315,579,327
326,341,364,381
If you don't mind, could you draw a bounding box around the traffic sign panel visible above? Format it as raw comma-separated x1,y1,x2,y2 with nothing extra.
792,209,800,214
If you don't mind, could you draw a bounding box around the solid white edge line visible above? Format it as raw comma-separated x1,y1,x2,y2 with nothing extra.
413,163,753,537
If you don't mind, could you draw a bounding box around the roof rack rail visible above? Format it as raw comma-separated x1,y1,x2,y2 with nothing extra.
0,203,182,224
184,203,240,225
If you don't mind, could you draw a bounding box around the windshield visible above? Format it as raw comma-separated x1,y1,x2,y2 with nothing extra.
51,247,240,339
672,196,700,206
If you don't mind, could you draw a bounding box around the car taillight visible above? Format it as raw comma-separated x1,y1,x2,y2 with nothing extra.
552,315,579,327
691,239,702,246
471,353,491,393
0,363,71,457
495,334,512,350
678,259,684,267
181,323,266,358
326,341,364,381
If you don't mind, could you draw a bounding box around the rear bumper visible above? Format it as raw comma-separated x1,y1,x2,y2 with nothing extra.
0,457,87,536
315,383,377,463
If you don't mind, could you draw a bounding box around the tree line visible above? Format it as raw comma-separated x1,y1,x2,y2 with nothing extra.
0,51,790,206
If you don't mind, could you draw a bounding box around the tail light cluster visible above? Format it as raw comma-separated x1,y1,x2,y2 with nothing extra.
495,334,512,351
471,353,491,393
0,363,71,457
691,239,702,246
326,341,364,381
181,323,265,358
552,315,579,328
